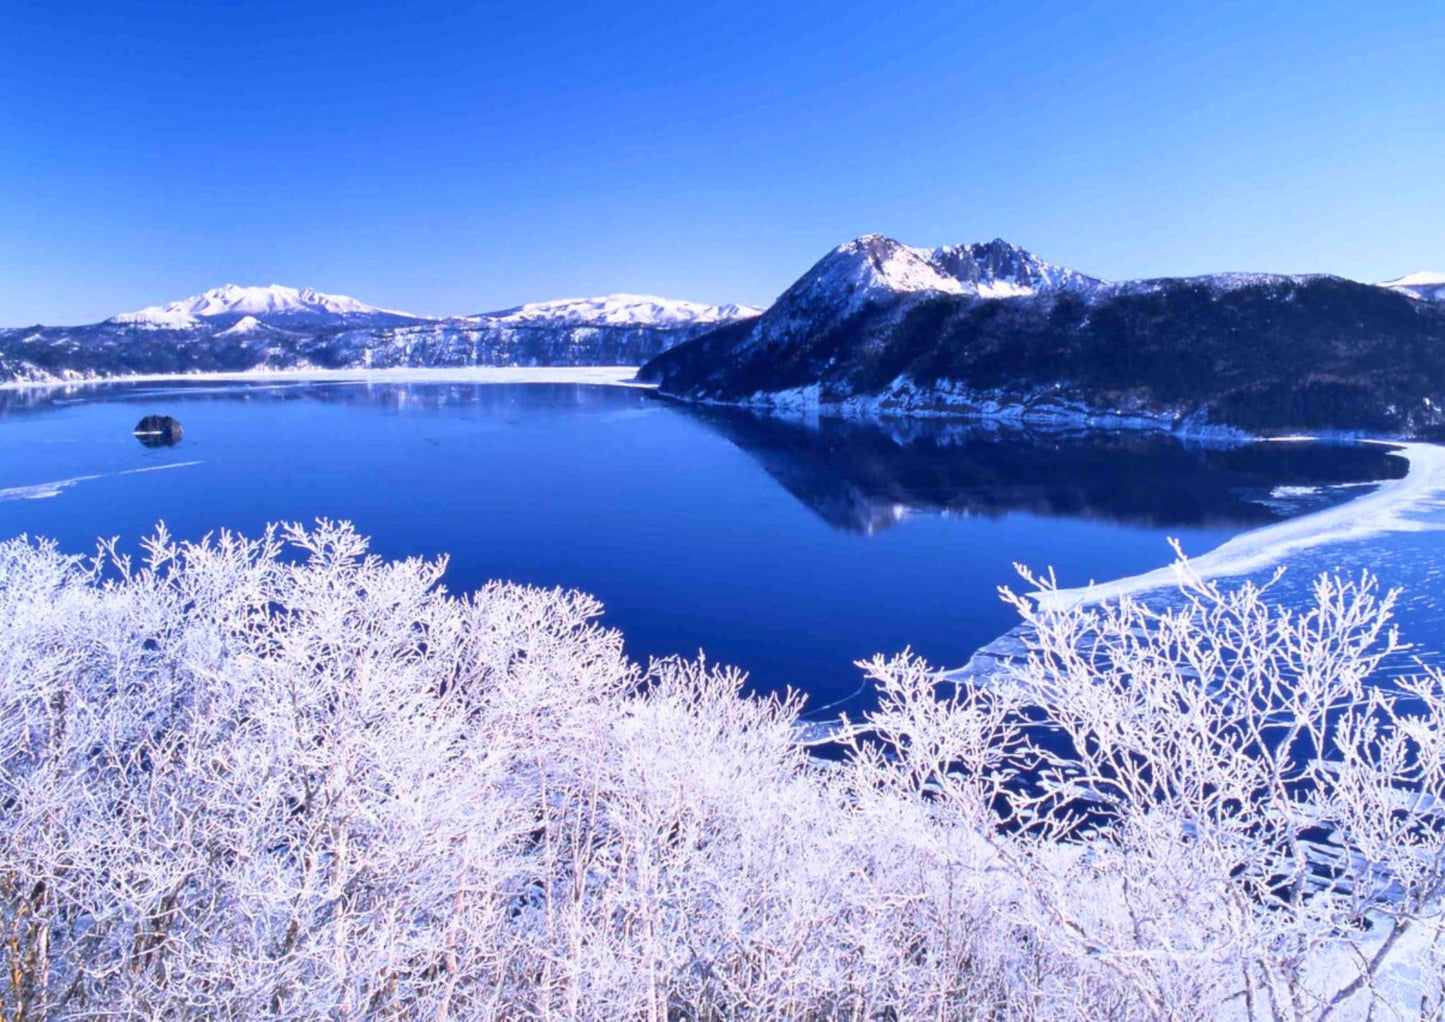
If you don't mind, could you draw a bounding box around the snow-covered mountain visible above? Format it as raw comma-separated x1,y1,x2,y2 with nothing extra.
0,286,762,383
802,235,973,306
928,238,1102,297
1380,271,1445,303
640,234,1445,438
110,284,424,329
474,294,763,328
214,315,295,339
776,235,1100,317
638,235,1105,381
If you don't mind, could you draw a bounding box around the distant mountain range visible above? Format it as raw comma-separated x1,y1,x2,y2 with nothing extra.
640,235,1445,438
0,285,762,382
7,248,1445,439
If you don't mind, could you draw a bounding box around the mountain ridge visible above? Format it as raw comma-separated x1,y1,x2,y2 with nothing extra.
0,289,762,383
110,283,424,329
472,294,763,327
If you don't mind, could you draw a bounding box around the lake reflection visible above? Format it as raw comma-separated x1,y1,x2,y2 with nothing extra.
686,406,1404,533
0,378,1410,712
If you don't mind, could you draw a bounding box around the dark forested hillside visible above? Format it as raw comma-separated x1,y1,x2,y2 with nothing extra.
641,237,1445,437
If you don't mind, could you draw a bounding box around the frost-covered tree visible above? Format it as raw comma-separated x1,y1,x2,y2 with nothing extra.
1,522,1441,1020
850,555,1445,1018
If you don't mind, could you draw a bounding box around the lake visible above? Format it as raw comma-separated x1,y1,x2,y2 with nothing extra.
1,371,1436,716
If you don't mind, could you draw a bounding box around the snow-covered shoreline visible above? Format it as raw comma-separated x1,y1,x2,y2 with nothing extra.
1034,439,1445,611
949,439,1445,689
672,377,1260,441
0,365,653,392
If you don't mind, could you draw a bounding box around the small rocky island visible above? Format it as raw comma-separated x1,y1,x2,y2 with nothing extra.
133,414,183,447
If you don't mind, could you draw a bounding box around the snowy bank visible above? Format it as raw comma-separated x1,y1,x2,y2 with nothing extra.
950,440,1445,689
0,364,652,392
1035,440,1445,611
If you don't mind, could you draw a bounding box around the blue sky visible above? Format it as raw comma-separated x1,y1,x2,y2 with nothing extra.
1,0,1441,325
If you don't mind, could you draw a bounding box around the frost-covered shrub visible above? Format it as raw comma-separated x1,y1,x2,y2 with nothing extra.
991,562,1445,1019
0,522,1441,1020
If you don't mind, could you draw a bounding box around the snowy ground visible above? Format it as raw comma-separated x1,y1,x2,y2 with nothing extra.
0,365,652,392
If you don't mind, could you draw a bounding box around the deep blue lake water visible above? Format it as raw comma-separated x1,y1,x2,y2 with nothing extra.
0,376,1432,715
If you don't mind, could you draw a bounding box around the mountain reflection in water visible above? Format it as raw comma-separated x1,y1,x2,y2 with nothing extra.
683,405,1406,533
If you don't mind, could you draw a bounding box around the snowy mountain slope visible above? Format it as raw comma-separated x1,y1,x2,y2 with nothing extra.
215,315,290,338
928,237,1103,297
111,284,424,328
1380,271,1445,303
766,235,1099,318
814,235,970,302
474,294,763,328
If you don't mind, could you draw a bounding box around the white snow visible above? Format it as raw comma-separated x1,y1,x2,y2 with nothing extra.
971,280,1035,299
831,236,969,299
474,294,763,328
112,284,419,324
796,236,1104,313
0,473,103,501
109,308,202,329
215,315,271,337
863,243,970,296
727,374,1248,440
1269,484,1323,498
0,365,651,393
101,289,759,331
1380,271,1445,302
928,239,1103,295
1383,270,1445,288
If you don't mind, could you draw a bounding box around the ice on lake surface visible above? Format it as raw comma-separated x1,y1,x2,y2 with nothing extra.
0,375,1436,713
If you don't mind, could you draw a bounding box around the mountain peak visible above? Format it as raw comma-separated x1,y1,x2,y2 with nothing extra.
110,284,421,326
929,239,1103,297
473,294,763,328
1380,271,1445,302
825,236,970,299
788,235,1099,312
215,314,281,338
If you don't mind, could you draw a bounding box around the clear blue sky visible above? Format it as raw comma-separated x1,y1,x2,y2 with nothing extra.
1,0,1441,325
